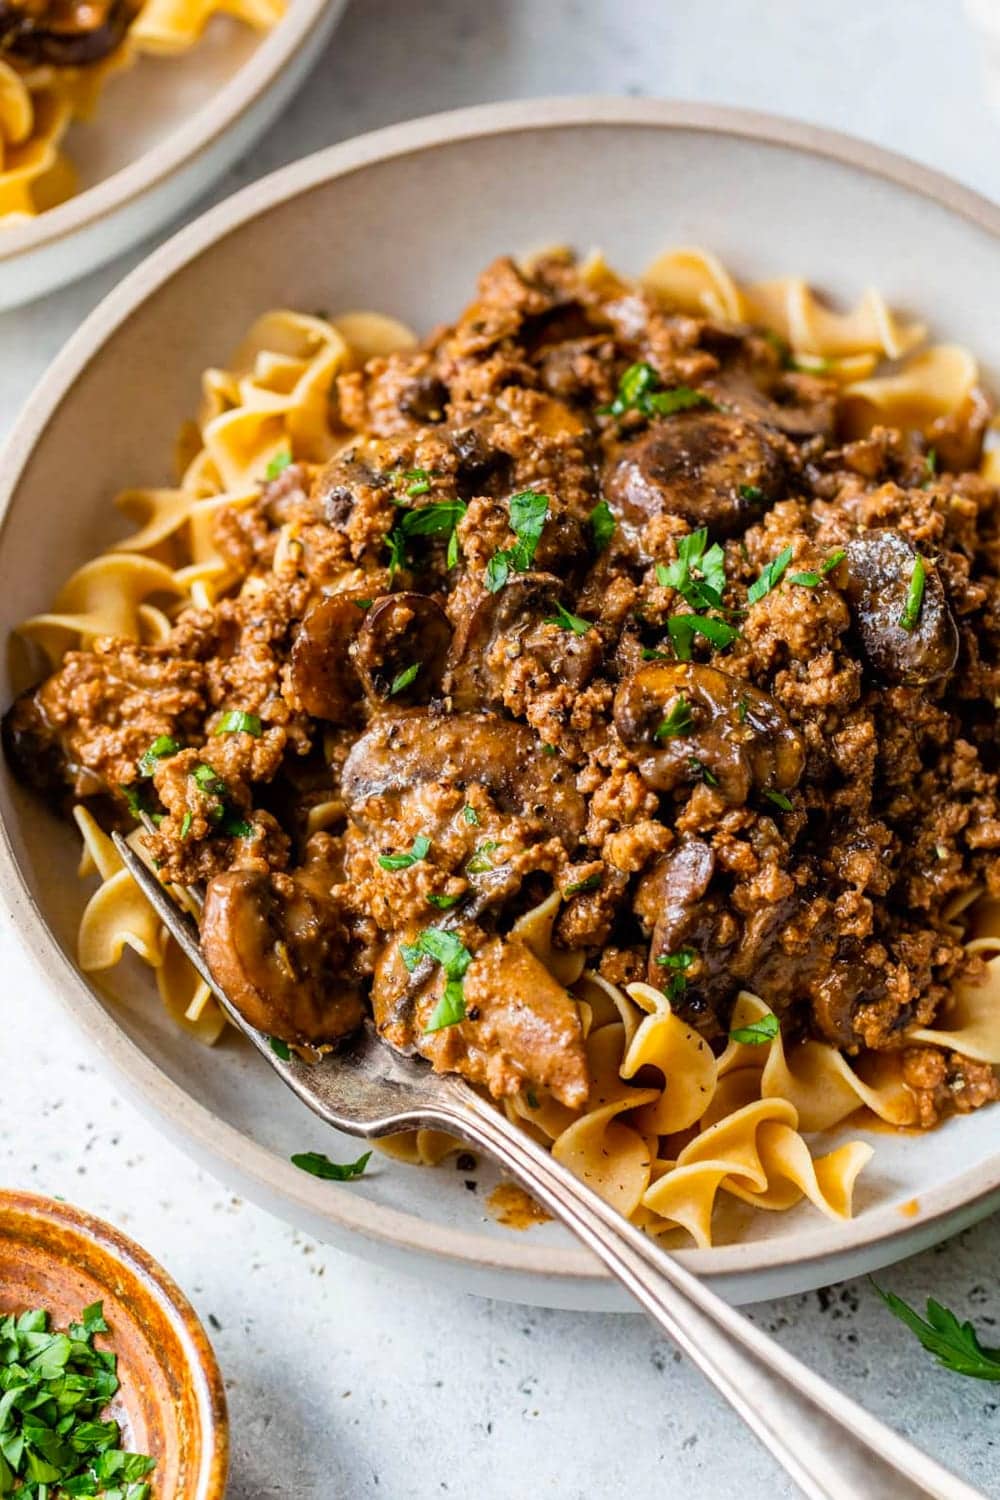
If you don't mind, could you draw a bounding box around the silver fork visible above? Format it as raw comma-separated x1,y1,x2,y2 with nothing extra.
113,833,982,1500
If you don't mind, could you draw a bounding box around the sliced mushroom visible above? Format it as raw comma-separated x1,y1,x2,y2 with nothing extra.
201,865,364,1046
354,593,451,706
313,445,382,528
842,531,959,686
372,933,589,1108
1,686,73,801
708,367,837,441
0,0,135,66
446,572,600,711
613,662,804,804
602,411,785,538
342,711,585,850
286,594,365,722
635,839,733,1035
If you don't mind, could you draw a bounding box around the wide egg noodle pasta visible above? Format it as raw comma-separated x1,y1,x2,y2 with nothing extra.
20,260,1000,1246
1,0,284,218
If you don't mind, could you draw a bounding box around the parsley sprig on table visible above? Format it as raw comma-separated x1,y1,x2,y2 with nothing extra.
0,1302,156,1499
872,1283,1000,1381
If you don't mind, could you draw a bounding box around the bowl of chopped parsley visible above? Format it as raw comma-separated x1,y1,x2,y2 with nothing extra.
0,1191,227,1498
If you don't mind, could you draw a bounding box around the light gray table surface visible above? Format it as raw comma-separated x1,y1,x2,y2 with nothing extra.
1,2,999,1496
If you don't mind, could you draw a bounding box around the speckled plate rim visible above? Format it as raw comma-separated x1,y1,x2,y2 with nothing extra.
0,1189,229,1496
2,96,1000,1299
0,0,339,262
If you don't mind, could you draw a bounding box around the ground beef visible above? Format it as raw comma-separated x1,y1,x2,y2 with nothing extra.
7,251,999,1119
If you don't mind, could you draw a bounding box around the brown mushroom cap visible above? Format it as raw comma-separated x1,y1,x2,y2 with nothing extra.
842,530,959,686
0,0,135,66
354,592,451,706
613,662,805,804
634,839,733,1035
446,572,600,711
602,410,785,538
201,866,364,1046
286,594,365,722
341,710,586,850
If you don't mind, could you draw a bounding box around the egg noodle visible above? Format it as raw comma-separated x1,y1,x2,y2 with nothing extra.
17,249,1000,1245
0,0,284,218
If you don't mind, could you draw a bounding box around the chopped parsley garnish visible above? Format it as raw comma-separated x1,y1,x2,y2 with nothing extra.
218,809,254,839
119,782,163,825
788,571,821,588
688,756,719,787
563,872,602,897
427,892,461,910
386,500,467,578
265,450,292,480
738,484,764,504
401,927,474,1033
269,1035,291,1060
764,790,793,812
729,1011,780,1045
525,1089,540,1109
747,546,794,603
871,1282,1000,1381
922,447,938,487
137,734,180,777
667,613,740,661
389,467,435,498
540,743,557,757
291,1150,371,1181
898,554,926,632
820,549,846,575
0,1302,156,1498
462,804,479,826
354,598,373,610
641,647,669,662
657,527,727,610
604,362,714,419
191,762,227,797
590,498,616,553
466,841,498,875
215,709,262,737
544,601,591,635
737,696,749,723
190,764,252,838
655,946,696,1002
655,694,694,740
180,810,193,840
378,834,431,871
485,490,550,592
389,662,421,695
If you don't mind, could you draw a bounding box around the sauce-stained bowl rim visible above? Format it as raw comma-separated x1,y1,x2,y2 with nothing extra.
0,1189,228,1496
2,97,1000,1301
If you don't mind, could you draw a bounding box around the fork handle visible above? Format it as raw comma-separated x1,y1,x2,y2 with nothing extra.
429,1090,981,1500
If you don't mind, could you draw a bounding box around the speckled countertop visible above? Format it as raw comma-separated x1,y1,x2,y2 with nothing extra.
2,2,999,1496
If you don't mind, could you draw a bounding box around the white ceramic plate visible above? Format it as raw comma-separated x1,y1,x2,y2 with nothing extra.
2,98,999,1310
0,0,344,310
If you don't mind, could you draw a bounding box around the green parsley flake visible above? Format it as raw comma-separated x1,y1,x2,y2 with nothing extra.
898,554,926,632
820,549,846,575
215,709,262,737
667,613,739,661
389,662,421,695
291,1150,371,1181
641,647,670,662
871,1282,1000,1381
265,450,292,480
462,805,479,826
427,892,461,910
378,834,431,871
544,601,591,635
485,491,550,592
657,527,727,610
764,790,793,812
401,927,474,1033
137,734,180,777
466,841,498,875
655,694,694,741
180,810,193,840
590,498,616,553
655,946,696,1002
788,571,821,588
354,598,373,610
563,872,602,897
0,1302,156,1498
747,546,794,604
604,362,714,419
729,1011,780,1045
269,1035,292,1060
688,756,719,787
738,484,764,503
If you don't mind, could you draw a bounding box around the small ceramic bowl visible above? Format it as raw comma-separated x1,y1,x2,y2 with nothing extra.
0,1190,228,1499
